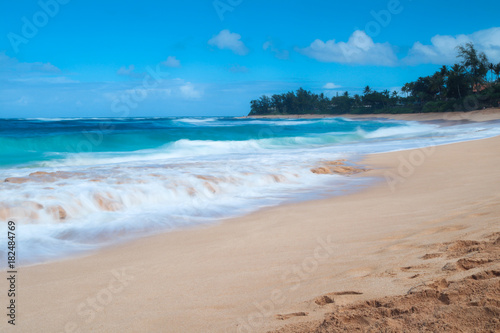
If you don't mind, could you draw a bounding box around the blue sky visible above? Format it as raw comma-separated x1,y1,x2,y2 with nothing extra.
1,0,499,117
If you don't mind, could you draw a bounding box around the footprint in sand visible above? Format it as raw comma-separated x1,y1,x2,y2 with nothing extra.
456,258,494,270
331,291,363,295
274,312,308,320
314,295,334,306
422,253,443,260
400,264,429,271
469,270,500,280
313,292,363,306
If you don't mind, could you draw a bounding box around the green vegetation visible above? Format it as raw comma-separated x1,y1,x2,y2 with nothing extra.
249,43,500,116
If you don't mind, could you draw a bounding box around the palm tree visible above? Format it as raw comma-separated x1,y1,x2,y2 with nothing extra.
440,65,448,97
456,42,489,91
363,85,371,96
488,63,495,82
353,94,361,108
401,83,409,97
440,65,448,76
446,64,467,99
271,94,283,113
429,69,447,100
494,63,500,82
391,90,399,106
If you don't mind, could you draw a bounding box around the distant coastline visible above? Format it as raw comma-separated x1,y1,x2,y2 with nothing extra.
248,43,500,117
241,107,500,122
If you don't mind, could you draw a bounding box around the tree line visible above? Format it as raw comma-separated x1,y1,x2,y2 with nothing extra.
249,43,500,115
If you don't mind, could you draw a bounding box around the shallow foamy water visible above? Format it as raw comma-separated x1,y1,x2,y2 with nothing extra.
1,117,499,266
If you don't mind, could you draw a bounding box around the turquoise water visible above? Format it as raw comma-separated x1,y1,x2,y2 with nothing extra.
1,116,499,266
0,117,403,168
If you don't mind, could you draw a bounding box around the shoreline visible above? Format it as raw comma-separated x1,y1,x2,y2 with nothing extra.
2,116,500,332
242,107,500,122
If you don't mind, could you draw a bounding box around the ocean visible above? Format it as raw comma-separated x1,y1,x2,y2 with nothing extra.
1,116,499,266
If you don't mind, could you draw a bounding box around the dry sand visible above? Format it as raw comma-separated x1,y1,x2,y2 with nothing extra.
273,234,500,332
2,112,500,333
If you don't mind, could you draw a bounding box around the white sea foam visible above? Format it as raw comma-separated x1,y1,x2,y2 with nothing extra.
174,117,220,124
361,123,436,139
0,153,345,266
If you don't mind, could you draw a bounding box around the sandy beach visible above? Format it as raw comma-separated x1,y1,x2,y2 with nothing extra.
244,107,500,122
2,112,500,333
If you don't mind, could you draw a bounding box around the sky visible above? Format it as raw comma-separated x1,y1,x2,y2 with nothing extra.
0,0,499,117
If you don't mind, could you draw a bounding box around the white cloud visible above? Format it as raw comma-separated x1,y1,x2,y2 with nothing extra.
104,78,201,102
117,65,134,76
0,51,60,74
179,82,202,99
323,82,341,89
208,30,249,56
298,30,397,66
162,56,181,68
404,27,500,65
263,40,289,60
300,27,500,67
0,52,78,92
